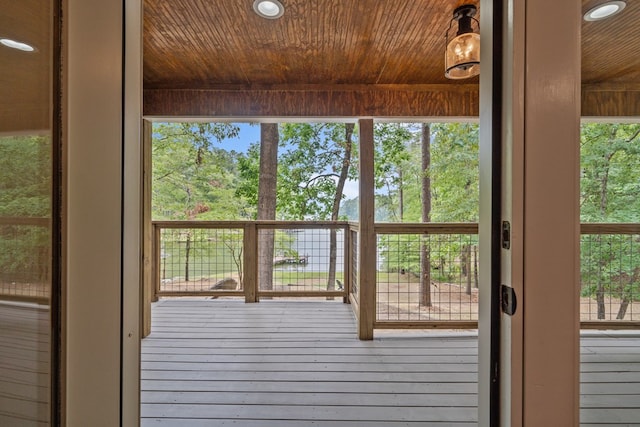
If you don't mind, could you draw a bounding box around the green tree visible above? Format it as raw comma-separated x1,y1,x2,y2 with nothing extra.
0,135,51,283
152,122,245,220
373,123,414,222
580,123,640,319
375,123,479,299
277,123,358,220
580,123,640,222
429,123,479,222
152,122,243,281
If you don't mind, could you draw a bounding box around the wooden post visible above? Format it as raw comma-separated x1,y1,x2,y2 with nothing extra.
142,120,153,337
358,119,375,340
465,244,472,295
153,224,161,302
343,224,351,303
243,222,258,303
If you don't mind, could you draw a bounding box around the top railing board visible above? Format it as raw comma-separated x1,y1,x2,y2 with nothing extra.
153,220,350,229
0,217,50,227
153,221,640,235
374,223,478,234
580,223,640,234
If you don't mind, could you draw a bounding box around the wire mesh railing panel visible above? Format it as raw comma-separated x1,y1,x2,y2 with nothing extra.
350,229,359,301
376,233,479,322
0,221,51,301
257,227,346,296
158,227,244,294
580,233,640,321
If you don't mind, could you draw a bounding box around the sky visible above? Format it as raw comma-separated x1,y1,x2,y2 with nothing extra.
216,123,260,152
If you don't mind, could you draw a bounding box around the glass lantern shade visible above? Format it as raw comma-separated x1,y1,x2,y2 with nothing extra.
445,32,480,79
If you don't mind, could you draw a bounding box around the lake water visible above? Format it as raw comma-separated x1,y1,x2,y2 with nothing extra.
274,228,345,273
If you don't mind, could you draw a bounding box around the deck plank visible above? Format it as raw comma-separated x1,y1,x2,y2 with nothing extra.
0,302,50,424
142,299,640,426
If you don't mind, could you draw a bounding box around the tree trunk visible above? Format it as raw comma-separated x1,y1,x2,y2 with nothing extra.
617,267,640,319
327,124,354,298
257,123,278,291
464,244,472,295
596,277,606,319
595,235,606,319
398,169,404,222
420,123,432,307
616,295,631,320
184,232,191,282
473,245,479,288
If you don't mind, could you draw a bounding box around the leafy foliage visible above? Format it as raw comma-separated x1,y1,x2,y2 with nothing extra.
237,123,358,220
151,121,640,317
152,123,248,220
0,135,51,282
579,123,640,316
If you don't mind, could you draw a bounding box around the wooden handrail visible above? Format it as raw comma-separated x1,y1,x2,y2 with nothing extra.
152,220,640,235
374,222,479,234
0,217,50,227
152,220,350,229
580,223,640,234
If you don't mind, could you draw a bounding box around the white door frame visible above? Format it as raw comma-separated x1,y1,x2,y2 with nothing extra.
478,0,581,425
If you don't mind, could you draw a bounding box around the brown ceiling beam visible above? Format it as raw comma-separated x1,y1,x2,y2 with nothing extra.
581,84,640,117
144,83,640,119
143,85,480,118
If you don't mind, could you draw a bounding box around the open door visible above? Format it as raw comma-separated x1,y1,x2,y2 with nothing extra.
478,0,581,425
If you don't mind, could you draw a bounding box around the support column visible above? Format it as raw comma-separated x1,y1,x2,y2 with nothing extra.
142,120,153,338
243,222,258,303
357,119,375,340
521,0,581,424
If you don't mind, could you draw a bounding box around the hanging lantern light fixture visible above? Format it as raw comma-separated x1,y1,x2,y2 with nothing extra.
444,4,480,79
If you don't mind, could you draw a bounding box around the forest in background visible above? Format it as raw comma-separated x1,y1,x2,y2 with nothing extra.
149,121,640,318
151,122,640,225
151,122,481,223
0,122,638,318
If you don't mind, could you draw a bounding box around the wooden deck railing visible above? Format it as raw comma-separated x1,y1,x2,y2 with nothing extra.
0,216,51,304
151,221,640,330
580,223,640,329
152,221,351,301
373,222,479,329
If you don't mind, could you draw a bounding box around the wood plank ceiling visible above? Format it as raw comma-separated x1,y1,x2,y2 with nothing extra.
0,0,51,133
143,0,640,118
2,0,639,133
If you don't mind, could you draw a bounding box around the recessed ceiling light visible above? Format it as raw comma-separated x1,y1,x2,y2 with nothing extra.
584,1,626,21
253,0,284,19
0,38,35,52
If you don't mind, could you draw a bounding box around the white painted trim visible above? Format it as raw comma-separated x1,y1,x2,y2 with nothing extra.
477,0,497,424
65,0,123,424
122,0,143,425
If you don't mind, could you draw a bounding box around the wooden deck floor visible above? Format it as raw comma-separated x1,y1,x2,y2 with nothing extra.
0,301,50,426
142,299,640,426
